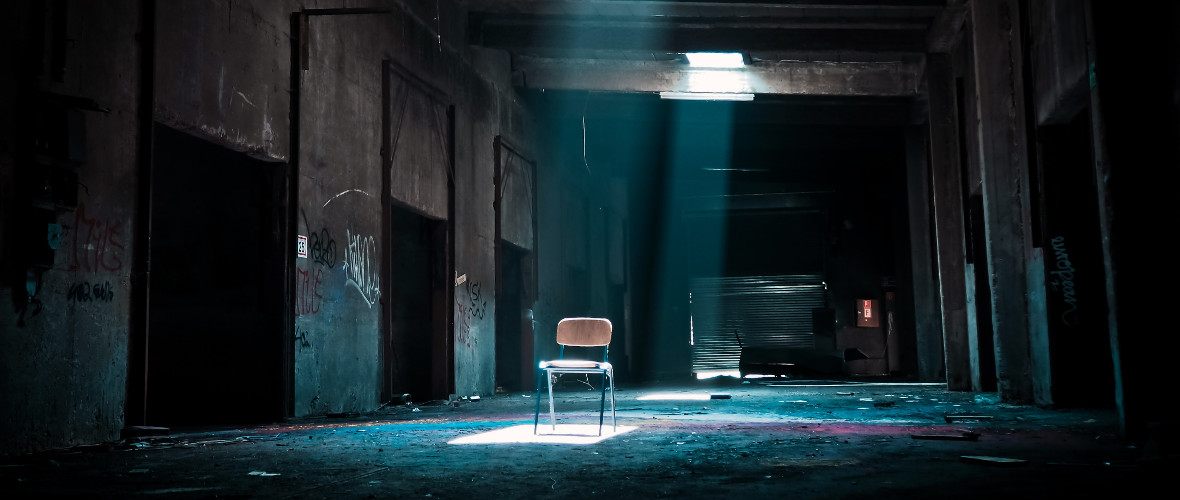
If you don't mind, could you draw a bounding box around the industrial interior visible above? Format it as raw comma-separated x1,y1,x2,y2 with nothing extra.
0,0,1176,497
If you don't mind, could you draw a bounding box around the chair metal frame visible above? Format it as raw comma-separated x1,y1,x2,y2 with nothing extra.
534,318,616,435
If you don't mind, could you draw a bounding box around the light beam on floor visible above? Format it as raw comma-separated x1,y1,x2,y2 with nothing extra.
448,424,636,445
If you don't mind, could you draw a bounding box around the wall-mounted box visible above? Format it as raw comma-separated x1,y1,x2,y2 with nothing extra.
855,299,879,327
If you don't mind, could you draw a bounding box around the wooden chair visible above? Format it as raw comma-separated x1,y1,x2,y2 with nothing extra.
533,318,616,435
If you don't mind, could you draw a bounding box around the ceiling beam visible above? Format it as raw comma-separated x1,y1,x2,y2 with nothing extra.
475,22,928,53
513,57,923,96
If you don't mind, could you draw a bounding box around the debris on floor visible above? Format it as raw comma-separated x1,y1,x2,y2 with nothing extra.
910,432,980,441
960,455,1027,466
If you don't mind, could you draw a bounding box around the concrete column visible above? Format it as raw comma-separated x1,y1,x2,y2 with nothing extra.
905,125,944,382
926,54,970,390
969,0,1045,404
1086,0,1180,442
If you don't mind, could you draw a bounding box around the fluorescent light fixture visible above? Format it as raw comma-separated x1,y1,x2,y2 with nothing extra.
686,52,745,68
447,424,636,445
659,91,754,101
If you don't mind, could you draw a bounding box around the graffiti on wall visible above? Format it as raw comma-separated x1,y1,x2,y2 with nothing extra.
308,229,336,267
301,209,337,268
1048,236,1079,326
71,203,125,273
296,325,312,351
296,267,323,316
345,229,380,308
67,281,116,303
455,279,487,348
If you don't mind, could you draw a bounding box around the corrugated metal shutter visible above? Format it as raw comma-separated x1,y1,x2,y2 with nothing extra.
690,275,826,373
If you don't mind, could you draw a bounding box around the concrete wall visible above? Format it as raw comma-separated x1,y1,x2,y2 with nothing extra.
155,0,290,161
1026,0,1090,126
1,0,141,455
1,0,550,454
286,1,539,407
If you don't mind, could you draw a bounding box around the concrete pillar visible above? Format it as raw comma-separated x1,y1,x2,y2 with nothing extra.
905,125,944,382
926,53,970,390
1086,0,1180,442
969,0,1048,404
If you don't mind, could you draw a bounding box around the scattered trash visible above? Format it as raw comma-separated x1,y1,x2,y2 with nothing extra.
945,415,994,422
837,392,854,396
911,432,980,441
412,408,421,412
470,396,481,401
248,471,281,477
960,455,1026,466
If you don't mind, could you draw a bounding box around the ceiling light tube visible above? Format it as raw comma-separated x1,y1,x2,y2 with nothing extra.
659,91,754,101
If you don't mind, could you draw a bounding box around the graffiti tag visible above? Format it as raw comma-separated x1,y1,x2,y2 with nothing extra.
71,203,125,273
296,267,323,316
455,280,487,348
344,229,380,308
1048,236,1079,326
296,326,312,351
67,281,115,303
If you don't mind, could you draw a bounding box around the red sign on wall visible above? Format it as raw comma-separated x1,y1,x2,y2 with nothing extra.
856,299,879,327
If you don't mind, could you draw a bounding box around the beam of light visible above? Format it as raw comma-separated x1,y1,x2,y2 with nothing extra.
448,424,636,445
659,91,754,101
685,52,745,68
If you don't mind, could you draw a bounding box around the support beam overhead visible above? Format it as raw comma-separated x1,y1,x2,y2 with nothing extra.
513,57,922,96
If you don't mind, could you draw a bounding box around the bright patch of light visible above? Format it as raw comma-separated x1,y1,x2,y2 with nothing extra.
694,369,741,380
695,370,776,380
659,91,754,101
686,52,745,68
637,393,713,401
448,424,635,445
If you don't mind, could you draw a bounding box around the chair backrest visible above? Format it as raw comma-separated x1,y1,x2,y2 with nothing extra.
556,318,612,347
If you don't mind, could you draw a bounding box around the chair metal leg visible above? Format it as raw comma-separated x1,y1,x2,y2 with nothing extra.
598,372,607,436
609,369,616,430
534,368,543,434
547,371,556,431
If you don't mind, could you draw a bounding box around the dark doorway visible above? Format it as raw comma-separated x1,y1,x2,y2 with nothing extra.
496,242,534,392
145,124,285,425
386,204,448,403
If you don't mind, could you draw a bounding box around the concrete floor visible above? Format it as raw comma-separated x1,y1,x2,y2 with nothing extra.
0,376,1168,499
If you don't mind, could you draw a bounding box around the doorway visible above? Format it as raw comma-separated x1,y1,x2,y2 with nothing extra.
496,242,534,392
144,124,285,425
386,204,449,403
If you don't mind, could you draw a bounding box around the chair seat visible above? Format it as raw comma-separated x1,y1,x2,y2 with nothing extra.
539,359,612,370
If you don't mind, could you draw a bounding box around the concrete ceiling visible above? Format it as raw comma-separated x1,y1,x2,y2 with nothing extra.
461,0,965,103
459,1,966,186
